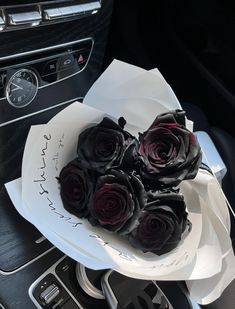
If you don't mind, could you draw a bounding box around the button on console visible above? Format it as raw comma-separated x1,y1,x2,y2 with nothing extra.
43,8,62,20
8,11,42,26
31,273,73,308
40,283,60,305
59,55,75,71
76,50,90,65
42,59,58,76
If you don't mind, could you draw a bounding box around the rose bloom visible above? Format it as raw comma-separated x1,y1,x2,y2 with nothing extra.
77,117,138,173
139,110,202,186
88,170,147,235
58,159,93,218
128,192,189,255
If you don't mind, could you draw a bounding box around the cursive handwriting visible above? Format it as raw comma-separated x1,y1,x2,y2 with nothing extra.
34,134,49,183
52,133,65,171
89,234,133,261
33,133,82,228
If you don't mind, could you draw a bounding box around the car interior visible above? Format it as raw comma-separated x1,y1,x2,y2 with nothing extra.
0,0,235,308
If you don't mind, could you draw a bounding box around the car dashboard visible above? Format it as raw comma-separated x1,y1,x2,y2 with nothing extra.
0,1,114,308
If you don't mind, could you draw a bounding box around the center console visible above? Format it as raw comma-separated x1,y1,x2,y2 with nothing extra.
0,1,114,308
29,257,109,308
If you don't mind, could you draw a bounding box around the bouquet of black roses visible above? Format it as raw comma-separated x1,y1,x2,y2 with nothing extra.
16,61,234,305
59,110,202,256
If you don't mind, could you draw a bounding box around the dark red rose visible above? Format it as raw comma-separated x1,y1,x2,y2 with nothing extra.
128,192,189,255
58,159,93,218
88,170,147,234
77,117,138,173
139,110,202,186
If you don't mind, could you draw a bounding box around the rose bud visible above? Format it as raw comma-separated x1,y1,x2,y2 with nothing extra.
139,110,202,187
128,192,189,255
58,159,93,218
88,170,147,235
77,117,139,173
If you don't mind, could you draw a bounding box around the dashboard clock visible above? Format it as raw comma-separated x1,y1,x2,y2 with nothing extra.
6,69,39,108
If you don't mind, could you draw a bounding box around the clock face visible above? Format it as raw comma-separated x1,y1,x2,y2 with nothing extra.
6,69,38,108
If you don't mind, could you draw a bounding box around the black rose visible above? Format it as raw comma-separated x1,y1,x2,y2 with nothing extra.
128,192,189,255
88,170,147,234
139,110,202,186
77,117,138,173
58,159,93,218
